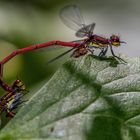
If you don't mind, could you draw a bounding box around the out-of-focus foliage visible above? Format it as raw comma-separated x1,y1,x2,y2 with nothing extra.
0,0,66,11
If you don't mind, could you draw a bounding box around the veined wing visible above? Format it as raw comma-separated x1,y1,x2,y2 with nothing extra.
60,5,85,31
75,22,96,37
46,47,76,64
60,5,96,38
46,39,84,64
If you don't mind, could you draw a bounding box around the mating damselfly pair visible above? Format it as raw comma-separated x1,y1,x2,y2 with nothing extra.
0,5,126,118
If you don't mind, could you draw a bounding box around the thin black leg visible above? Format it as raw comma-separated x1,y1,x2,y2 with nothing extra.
98,48,105,56
88,48,94,55
109,44,127,63
102,46,108,56
99,46,108,57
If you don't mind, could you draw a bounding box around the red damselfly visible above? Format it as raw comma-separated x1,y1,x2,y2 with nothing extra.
59,5,126,62
0,5,127,118
39,5,126,64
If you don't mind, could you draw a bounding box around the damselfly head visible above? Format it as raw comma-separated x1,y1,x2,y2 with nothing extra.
110,35,121,47
12,79,26,91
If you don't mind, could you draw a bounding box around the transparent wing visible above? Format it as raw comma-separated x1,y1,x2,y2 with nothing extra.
46,47,76,64
75,22,96,37
36,45,67,53
60,5,86,31
60,5,96,38
33,45,78,64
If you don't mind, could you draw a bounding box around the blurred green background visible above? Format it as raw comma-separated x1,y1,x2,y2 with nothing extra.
0,0,139,126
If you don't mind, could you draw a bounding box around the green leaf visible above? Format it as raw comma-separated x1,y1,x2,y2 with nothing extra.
0,55,140,140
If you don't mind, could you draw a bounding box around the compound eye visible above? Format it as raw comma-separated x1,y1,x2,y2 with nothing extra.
112,38,116,42
116,38,120,42
113,38,119,42
13,79,22,87
15,80,20,84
